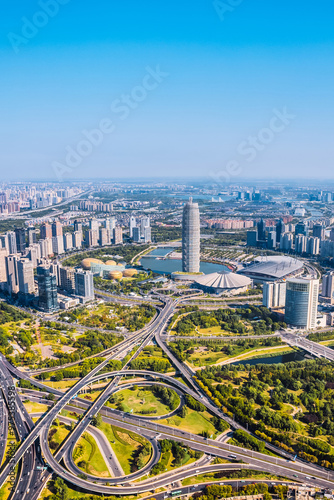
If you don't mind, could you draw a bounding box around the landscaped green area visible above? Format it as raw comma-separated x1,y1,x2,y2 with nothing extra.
0,302,31,324
62,244,149,267
159,407,217,436
169,336,284,368
150,439,201,475
22,400,49,414
94,271,154,295
171,305,286,336
195,359,334,468
308,330,334,342
7,318,122,369
59,302,155,332
182,468,285,486
48,421,71,455
109,385,180,415
0,304,33,361
74,432,110,477
98,423,151,475
151,226,182,242
192,482,280,500
129,345,173,372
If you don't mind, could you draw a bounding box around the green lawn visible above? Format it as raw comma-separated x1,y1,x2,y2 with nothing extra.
74,432,110,477
23,401,49,414
98,422,151,475
159,409,216,436
41,379,78,390
110,387,179,416
48,422,71,454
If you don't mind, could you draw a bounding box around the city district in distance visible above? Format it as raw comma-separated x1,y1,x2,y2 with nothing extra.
0,178,334,500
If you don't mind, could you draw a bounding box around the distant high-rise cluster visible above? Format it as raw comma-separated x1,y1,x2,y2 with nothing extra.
246,217,334,257
128,216,151,243
0,185,81,214
182,198,200,273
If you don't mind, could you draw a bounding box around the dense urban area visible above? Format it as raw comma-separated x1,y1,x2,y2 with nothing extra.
0,179,334,500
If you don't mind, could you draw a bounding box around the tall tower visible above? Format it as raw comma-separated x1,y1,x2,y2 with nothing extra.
129,216,137,238
37,266,59,312
285,278,319,329
182,198,200,273
322,271,334,304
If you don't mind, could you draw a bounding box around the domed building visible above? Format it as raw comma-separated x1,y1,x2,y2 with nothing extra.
109,271,124,280
105,260,117,266
123,269,138,278
195,271,252,296
81,258,104,270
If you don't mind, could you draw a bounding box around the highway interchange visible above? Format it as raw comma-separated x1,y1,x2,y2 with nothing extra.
0,291,334,499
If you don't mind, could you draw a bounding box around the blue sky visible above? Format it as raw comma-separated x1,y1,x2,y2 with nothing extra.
1,0,334,181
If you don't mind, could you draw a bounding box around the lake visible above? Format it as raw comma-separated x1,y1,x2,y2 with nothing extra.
231,350,307,367
140,247,230,275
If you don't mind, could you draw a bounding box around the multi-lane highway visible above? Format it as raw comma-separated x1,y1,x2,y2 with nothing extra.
0,292,333,498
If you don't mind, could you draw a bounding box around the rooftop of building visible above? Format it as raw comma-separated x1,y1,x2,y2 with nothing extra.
239,255,304,279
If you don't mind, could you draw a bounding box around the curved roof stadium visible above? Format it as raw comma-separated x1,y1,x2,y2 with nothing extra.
239,256,304,281
195,271,251,292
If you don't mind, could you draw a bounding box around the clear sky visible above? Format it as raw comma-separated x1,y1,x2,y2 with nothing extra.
1,0,334,182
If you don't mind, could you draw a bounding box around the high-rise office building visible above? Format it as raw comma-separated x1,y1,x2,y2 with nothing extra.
285,278,319,329
322,271,334,304
263,281,286,309
37,266,59,312
313,224,325,240
89,219,99,232
73,231,82,249
247,230,258,247
276,220,285,243
132,226,141,243
110,217,117,232
280,232,294,251
330,227,334,242
0,234,9,253
40,222,52,240
295,234,307,254
257,219,266,241
307,236,320,256
182,198,200,273
39,238,53,259
52,235,65,255
52,221,63,237
17,259,34,295
267,231,277,249
60,266,75,294
143,226,152,243
295,222,307,236
7,231,17,254
27,243,41,267
74,220,83,233
85,229,99,247
27,227,37,246
129,216,137,238
113,226,123,245
15,228,26,253
63,232,73,252
75,269,94,301
140,216,150,234
0,248,8,287
6,255,19,294
99,228,109,246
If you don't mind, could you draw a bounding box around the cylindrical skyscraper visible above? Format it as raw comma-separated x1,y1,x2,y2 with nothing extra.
182,198,200,273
